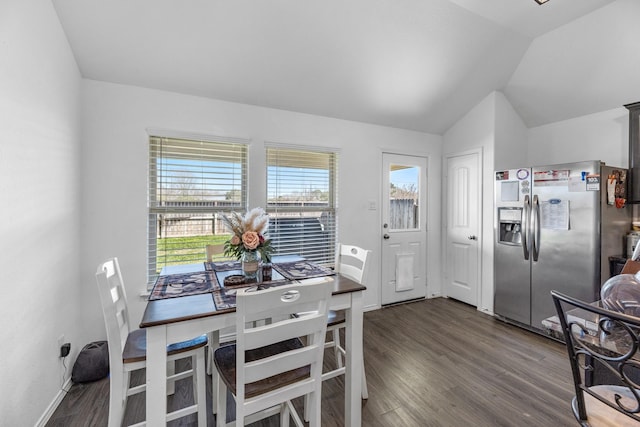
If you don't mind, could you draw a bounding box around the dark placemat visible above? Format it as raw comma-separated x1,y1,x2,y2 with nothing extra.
212,281,291,311
149,271,220,300
215,266,289,287
272,261,335,280
219,272,288,289
212,283,266,311
205,261,241,272
212,287,243,311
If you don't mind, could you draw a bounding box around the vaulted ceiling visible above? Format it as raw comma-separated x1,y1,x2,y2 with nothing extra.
52,0,639,134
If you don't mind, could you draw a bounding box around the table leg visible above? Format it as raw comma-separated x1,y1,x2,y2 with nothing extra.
146,326,168,426
345,291,363,427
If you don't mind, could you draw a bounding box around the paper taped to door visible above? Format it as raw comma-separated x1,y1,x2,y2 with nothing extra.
395,253,414,292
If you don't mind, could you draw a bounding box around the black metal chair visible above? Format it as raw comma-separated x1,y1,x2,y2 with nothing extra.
551,290,640,426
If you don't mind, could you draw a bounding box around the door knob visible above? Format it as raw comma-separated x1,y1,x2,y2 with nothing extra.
468,235,477,240
383,234,390,240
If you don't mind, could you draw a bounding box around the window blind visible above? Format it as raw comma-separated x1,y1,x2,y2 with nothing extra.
266,146,338,266
148,135,247,282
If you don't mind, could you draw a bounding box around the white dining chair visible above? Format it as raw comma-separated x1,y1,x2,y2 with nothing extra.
326,243,370,398
206,243,227,262
95,258,207,427
214,279,332,426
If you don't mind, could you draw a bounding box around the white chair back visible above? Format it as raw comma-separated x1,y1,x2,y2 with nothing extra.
334,244,370,284
235,279,332,422
96,258,130,386
206,244,226,262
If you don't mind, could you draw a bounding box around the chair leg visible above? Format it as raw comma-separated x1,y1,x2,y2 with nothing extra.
302,330,317,422
308,390,321,427
209,330,220,415
195,350,207,427
303,393,310,422
281,402,290,427
216,373,227,427
167,360,176,395
361,363,369,399
207,332,213,375
333,328,344,368
107,368,126,427
287,400,305,427
191,355,198,399
207,330,220,375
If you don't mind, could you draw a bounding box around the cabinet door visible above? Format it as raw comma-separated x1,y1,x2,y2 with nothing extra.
626,102,640,203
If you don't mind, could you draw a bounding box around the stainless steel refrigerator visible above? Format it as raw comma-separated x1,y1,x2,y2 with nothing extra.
494,160,631,332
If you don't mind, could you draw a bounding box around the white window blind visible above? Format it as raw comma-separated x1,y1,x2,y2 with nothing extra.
148,135,247,282
266,146,338,266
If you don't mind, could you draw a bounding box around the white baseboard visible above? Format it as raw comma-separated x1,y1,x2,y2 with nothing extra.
35,378,72,427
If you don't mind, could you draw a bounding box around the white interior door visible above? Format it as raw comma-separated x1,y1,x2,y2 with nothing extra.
444,151,481,306
381,153,428,305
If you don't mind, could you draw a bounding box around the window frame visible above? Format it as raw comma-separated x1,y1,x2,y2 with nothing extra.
147,131,249,284
265,143,339,266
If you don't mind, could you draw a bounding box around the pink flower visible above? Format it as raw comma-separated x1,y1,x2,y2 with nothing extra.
242,231,260,250
230,235,241,245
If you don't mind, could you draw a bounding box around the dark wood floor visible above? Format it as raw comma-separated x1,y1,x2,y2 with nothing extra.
46,298,577,426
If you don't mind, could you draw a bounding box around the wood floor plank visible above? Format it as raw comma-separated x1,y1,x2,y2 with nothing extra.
45,298,577,426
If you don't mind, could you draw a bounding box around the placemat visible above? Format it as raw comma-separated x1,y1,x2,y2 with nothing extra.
220,273,288,289
205,261,241,272
212,281,291,311
149,271,220,300
272,260,335,280
212,283,271,311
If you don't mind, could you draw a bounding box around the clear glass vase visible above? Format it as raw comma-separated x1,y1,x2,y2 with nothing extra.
241,250,260,281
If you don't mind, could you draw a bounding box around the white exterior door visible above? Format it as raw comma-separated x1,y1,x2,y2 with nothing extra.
444,151,481,306
381,153,428,305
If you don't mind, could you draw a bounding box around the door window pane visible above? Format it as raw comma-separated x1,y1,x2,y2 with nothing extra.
389,164,419,230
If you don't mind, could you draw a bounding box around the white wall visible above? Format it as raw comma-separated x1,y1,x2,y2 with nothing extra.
527,107,629,168
0,0,82,425
494,91,528,171
79,80,443,338
527,106,635,234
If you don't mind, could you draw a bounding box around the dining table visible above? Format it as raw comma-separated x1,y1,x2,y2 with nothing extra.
139,256,366,426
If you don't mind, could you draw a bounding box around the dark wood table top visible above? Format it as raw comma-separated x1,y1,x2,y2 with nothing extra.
140,273,365,328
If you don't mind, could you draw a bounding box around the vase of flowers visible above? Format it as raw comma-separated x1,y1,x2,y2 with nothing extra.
222,208,273,280
240,250,260,279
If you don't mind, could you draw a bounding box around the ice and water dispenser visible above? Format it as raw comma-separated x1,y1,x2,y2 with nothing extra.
496,173,525,246
498,208,523,245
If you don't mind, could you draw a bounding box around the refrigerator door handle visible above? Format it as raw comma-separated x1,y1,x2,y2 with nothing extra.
522,195,530,260
532,195,541,262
